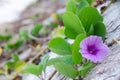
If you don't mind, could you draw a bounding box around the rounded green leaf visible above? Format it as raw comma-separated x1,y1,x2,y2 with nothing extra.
63,11,86,39
39,54,49,72
0,34,12,41
78,7,103,32
66,0,77,13
48,37,71,55
72,34,86,64
94,22,106,41
54,62,78,78
22,64,41,76
76,0,89,15
31,24,43,37
15,61,25,72
47,55,74,66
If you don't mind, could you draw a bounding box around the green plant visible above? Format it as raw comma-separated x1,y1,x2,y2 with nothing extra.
0,34,12,41
22,54,49,76
31,24,43,37
3,0,108,79
47,0,108,79
5,40,23,51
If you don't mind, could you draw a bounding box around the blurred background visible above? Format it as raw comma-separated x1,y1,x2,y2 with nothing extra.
0,0,66,80
0,0,65,33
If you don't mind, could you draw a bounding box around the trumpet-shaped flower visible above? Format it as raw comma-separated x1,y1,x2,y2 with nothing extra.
79,36,109,63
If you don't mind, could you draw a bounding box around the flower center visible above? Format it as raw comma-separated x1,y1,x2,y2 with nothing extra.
88,46,97,55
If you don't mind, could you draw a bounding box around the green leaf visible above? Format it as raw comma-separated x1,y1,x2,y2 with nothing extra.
19,29,30,41
54,62,78,78
63,11,86,39
94,22,106,41
87,24,94,36
15,61,25,72
0,34,12,41
5,61,14,69
78,61,94,77
12,54,20,62
22,64,41,76
39,54,49,72
31,24,43,37
5,54,23,70
47,55,74,66
78,7,103,32
5,39,23,51
76,0,89,15
48,37,71,55
72,34,86,64
38,65,43,75
66,0,77,13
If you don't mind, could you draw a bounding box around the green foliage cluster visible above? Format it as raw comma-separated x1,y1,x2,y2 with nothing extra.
5,54,25,72
5,54,50,77
47,0,106,79
20,0,106,79
22,54,49,75
4,23,43,52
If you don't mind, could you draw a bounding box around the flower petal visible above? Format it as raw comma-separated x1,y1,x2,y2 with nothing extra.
87,36,103,46
80,39,88,49
96,44,109,62
82,53,98,63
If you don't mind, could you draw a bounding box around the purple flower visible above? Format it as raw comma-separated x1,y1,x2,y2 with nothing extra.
79,36,109,63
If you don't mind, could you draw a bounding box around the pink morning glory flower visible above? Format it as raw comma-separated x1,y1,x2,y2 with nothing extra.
79,36,109,63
